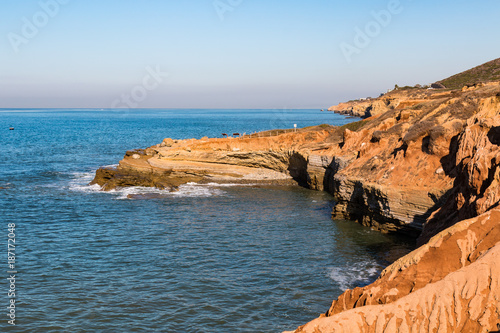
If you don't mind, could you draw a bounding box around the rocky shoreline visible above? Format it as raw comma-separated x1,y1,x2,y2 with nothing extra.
91,82,500,332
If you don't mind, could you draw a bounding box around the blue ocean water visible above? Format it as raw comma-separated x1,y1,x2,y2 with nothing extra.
0,109,412,332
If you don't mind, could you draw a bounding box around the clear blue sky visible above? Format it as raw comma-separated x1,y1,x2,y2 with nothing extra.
1,0,499,108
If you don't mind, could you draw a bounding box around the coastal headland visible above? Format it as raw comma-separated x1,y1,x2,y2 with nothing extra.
92,81,500,332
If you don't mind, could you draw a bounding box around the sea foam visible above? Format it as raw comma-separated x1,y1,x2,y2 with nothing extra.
68,173,227,199
328,260,382,291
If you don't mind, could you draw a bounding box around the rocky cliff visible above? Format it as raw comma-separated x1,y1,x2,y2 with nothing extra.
91,82,500,332
286,82,500,332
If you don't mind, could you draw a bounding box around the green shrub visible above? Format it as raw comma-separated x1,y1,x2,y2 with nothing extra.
340,120,368,132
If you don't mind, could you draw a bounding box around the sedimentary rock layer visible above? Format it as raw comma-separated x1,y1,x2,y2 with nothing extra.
90,127,332,190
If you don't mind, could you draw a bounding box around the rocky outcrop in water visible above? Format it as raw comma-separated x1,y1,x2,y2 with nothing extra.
90,128,335,191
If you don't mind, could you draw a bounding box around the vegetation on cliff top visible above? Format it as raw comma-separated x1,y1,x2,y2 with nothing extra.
340,119,368,131
436,57,500,89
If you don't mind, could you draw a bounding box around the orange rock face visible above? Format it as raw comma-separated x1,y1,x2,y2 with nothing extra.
91,82,500,332
286,83,500,332
90,126,340,190
420,98,500,244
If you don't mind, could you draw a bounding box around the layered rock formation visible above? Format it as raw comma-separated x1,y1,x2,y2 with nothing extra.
91,82,500,332
286,83,500,332
419,98,500,244
92,83,500,238
327,95,401,118
90,127,336,191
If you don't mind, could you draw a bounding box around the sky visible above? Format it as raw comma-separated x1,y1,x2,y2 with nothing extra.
1,0,500,109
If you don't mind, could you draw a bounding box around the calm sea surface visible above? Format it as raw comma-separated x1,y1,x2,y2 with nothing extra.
0,109,413,332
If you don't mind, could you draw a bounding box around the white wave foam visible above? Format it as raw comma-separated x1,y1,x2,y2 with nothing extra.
328,260,382,291
68,171,101,193
171,183,225,198
68,175,226,199
107,183,225,200
108,186,167,200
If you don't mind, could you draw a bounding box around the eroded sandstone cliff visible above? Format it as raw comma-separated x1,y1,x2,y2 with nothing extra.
327,88,448,118
91,82,500,332
286,82,500,332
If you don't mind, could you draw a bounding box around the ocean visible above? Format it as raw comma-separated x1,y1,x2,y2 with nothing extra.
0,109,413,332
